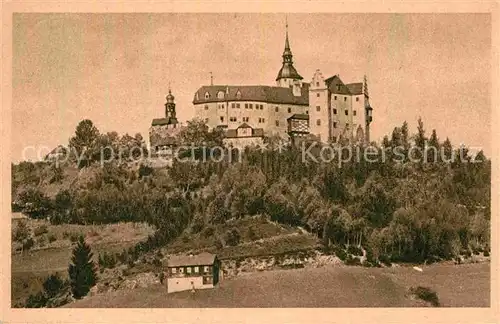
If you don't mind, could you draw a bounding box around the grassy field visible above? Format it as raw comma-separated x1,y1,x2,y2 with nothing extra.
67,262,490,308
11,220,156,306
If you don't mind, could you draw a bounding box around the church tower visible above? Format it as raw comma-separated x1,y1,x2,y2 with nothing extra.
276,19,303,89
165,86,178,126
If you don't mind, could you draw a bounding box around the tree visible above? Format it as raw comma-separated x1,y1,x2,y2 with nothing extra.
427,129,440,163
43,273,65,298
13,220,30,242
69,119,100,166
68,236,97,299
414,117,427,162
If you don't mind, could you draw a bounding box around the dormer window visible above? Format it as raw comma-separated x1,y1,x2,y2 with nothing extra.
236,90,242,99
336,84,341,91
217,91,225,99
204,92,210,99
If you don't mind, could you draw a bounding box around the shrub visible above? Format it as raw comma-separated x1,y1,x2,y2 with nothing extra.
378,254,392,267
410,286,440,307
62,231,70,239
347,245,363,256
247,226,259,241
25,292,48,308
13,220,30,242
43,273,64,298
334,246,347,261
23,237,35,251
37,236,46,247
202,226,215,238
225,228,241,246
70,233,79,243
484,251,490,257
48,234,57,243
34,225,48,237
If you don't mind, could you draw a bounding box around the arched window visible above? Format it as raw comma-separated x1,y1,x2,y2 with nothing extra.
217,91,225,99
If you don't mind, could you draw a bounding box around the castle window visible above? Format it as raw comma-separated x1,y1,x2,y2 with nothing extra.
204,266,209,273
231,103,235,108
334,96,337,100
353,110,357,116
346,123,350,129
236,103,240,108
249,104,253,109
333,122,337,128
220,104,224,109
187,267,192,274
333,109,337,115
179,267,184,273
316,82,319,87
288,108,291,113
236,90,241,99
275,120,280,126
171,267,177,274
275,106,279,112
306,110,309,114
345,110,348,116
204,92,210,99
220,116,224,122
316,93,320,97
217,91,225,99
260,104,264,110
230,117,237,122
243,117,249,122
204,105,209,110
316,106,321,112
245,103,248,109
258,118,265,123
356,97,360,102
194,266,199,273
344,97,347,102
316,119,321,126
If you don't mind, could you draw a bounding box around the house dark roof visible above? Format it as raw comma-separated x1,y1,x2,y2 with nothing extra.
237,122,251,129
287,113,309,120
276,64,303,81
346,82,363,95
193,84,309,106
167,252,216,267
152,117,178,126
324,75,364,96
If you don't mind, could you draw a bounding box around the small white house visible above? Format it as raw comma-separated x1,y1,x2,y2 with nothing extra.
166,252,222,293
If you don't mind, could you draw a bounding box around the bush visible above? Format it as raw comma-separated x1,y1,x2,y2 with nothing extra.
224,228,241,246
70,233,79,243
48,234,57,243
23,237,35,251
43,273,64,298
379,254,392,267
25,292,48,308
410,286,440,307
13,220,30,242
347,245,363,256
62,231,70,239
202,226,215,238
34,225,48,236
334,246,347,261
37,236,46,247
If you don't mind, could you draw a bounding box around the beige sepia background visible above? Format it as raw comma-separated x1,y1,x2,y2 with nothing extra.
1,1,500,323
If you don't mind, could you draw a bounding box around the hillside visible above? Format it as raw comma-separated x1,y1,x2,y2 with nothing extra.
66,262,490,308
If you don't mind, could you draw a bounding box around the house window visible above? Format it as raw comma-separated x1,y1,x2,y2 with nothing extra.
245,103,248,109
194,266,199,273
356,97,360,102
260,104,264,110
179,267,184,273
243,117,249,122
333,122,337,128
334,96,337,100
345,110,348,116
204,266,210,273
333,109,337,115
249,104,253,109
231,103,235,108
187,267,192,274
204,92,210,99
275,106,279,112
220,116,224,122
316,106,321,112
288,108,291,113
353,110,357,116
204,105,209,110
316,93,320,97
316,119,321,126
344,97,347,102
230,117,237,122
275,120,279,126
236,103,240,108
171,267,177,274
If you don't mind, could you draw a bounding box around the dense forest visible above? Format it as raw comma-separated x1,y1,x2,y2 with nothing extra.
12,117,491,265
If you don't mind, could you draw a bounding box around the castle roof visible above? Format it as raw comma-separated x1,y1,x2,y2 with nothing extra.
276,64,303,81
325,75,363,95
193,84,309,106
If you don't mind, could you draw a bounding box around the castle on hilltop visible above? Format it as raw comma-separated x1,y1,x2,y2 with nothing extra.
192,22,374,144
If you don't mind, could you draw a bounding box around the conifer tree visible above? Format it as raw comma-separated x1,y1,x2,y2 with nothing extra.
68,235,97,299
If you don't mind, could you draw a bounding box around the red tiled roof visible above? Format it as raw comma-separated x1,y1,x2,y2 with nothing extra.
193,84,309,106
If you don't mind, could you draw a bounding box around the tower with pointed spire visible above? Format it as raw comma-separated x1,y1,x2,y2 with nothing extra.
276,18,303,89
165,85,178,123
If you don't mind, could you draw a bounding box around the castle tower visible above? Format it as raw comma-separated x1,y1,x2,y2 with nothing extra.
308,69,329,142
276,19,303,89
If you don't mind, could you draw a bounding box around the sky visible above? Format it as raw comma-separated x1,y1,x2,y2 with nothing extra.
12,13,491,162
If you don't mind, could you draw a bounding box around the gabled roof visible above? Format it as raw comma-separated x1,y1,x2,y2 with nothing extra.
167,252,216,267
287,113,309,120
193,84,309,106
237,122,252,129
